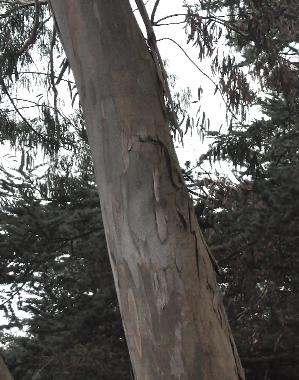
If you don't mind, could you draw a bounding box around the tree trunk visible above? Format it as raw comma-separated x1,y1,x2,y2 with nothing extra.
0,356,14,380
49,1,245,379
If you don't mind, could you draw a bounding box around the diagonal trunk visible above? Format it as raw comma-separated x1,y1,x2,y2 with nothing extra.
49,1,245,379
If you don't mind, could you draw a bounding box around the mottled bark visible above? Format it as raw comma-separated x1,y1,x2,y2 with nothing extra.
49,1,245,379
0,356,14,380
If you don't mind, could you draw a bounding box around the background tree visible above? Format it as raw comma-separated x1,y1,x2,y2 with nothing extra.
185,1,299,378
0,155,131,379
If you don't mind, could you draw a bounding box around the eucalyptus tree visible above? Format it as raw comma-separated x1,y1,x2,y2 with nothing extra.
46,1,246,379
0,1,247,379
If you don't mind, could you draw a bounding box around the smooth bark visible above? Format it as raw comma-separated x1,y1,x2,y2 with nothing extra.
0,356,14,380
49,1,245,379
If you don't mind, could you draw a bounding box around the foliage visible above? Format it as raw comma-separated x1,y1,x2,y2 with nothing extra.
0,2,134,378
187,1,299,379
0,160,131,379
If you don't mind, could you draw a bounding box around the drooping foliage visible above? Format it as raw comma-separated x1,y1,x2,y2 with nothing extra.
184,1,299,379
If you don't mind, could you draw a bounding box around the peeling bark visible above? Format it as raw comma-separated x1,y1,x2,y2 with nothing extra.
49,1,245,379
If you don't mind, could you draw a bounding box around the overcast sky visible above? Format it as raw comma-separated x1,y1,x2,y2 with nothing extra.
1,0,233,169
132,0,231,165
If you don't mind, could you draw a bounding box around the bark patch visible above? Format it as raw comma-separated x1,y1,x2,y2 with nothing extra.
127,288,142,358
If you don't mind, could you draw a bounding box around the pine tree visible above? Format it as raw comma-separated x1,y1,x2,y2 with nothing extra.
0,151,131,379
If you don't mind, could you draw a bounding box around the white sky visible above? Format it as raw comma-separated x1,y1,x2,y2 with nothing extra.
1,0,242,177
134,0,228,164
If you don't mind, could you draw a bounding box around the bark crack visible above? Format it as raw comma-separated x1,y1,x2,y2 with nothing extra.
138,135,183,190
176,207,188,230
187,202,200,279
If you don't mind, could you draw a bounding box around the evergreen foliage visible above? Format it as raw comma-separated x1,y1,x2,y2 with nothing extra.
0,158,131,379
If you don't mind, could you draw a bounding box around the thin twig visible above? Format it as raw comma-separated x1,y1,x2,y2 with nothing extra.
17,0,40,57
49,22,59,129
0,79,49,143
158,37,239,121
10,97,78,129
150,0,160,23
55,59,69,85
154,13,187,25
3,70,75,85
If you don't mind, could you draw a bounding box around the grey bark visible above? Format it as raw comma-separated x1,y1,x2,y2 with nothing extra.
0,356,14,380
49,1,245,379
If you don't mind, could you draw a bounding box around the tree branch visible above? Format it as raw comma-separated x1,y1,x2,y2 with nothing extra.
17,0,41,57
158,37,239,122
150,0,161,23
134,0,183,140
0,79,50,143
